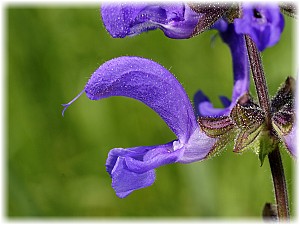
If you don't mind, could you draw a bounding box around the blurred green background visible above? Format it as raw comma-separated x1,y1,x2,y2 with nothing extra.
7,6,296,218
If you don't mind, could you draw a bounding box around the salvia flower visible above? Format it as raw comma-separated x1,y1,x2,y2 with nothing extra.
62,2,294,200
194,23,250,117
101,2,285,51
101,3,201,39
62,56,222,198
234,3,285,51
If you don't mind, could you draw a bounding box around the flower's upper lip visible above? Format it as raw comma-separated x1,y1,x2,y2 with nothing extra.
84,56,199,143
101,3,201,39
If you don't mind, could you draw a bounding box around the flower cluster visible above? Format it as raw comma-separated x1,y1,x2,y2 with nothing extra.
63,2,295,199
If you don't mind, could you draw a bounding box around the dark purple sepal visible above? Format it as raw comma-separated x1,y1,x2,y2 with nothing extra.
188,2,232,37
271,77,296,157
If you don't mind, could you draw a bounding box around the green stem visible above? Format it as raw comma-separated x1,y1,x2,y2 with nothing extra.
244,35,289,221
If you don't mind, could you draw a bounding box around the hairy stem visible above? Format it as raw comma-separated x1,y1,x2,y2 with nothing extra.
245,35,272,127
245,35,289,220
268,146,289,220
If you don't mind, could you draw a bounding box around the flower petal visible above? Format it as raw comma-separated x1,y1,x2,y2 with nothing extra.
84,56,197,143
195,23,250,116
234,3,284,51
106,127,216,197
101,3,200,39
109,157,155,198
194,90,230,116
106,142,183,198
281,125,296,157
178,128,216,163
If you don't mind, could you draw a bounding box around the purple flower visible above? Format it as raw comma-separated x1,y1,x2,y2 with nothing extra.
282,126,296,157
101,3,285,51
62,56,218,198
194,23,250,117
101,3,201,39
234,3,285,51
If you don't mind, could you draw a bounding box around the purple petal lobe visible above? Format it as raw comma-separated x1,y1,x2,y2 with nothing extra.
101,3,200,39
106,128,216,197
234,3,284,51
110,157,155,198
195,23,249,116
107,143,182,198
194,90,230,116
85,56,197,143
282,125,296,157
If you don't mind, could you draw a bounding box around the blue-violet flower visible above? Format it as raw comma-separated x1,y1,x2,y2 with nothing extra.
62,56,219,198
234,3,285,51
101,3,285,51
101,3,200,39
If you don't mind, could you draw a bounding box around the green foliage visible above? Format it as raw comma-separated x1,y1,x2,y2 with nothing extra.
7,7,295,218
258,130,278,166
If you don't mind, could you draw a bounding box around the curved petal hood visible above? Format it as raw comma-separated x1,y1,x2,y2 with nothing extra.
101,3,201,39
62,56,216,197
